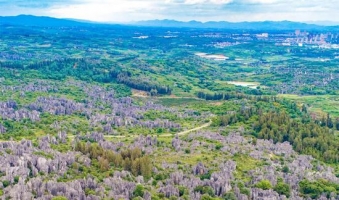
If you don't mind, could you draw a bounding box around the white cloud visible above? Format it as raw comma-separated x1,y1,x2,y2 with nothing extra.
1,0,339,22
184,0,233,4
242,0,278,4
296,6,328,12
49,0,163,22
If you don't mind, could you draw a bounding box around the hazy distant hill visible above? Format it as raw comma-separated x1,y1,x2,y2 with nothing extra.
0,15,88,27
1,15,338,30
134,19,338,30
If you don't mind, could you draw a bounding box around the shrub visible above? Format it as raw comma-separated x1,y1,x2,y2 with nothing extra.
255,180,272,190
14,176,19,184
133,184,144,198
215,144,223,150
194,185,214,197
223,192,237,200
238,182,250,196
274,181,291,197
85,188,96,196
282,166,289,173
51,197,68,200
201,194,214,200
299,179,339,199
178,186,189,196
2,180,10,188
200,171,212,180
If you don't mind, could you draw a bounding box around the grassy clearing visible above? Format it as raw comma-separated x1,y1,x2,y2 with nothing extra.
279,94,339,118
155,98,203,107
154,152,214,166
233,154,262,182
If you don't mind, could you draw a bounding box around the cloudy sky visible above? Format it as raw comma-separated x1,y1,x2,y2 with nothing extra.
0,0,338,23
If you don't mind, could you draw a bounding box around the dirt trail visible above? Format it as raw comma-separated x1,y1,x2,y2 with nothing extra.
68,120,212,140
160,120,212,137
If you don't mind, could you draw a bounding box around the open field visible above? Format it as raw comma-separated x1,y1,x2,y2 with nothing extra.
279,94,339,118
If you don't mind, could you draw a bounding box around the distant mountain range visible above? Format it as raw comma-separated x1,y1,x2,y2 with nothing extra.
1,15,338,31
133,19,339,30
0,15,88,27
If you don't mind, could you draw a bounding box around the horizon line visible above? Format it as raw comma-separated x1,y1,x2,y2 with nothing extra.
1,14,339,25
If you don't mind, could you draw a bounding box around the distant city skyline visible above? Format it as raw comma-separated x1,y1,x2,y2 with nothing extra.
0,0,338,24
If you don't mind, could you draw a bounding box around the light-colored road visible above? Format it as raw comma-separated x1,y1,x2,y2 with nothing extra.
68,120,212,140
160,120,212,137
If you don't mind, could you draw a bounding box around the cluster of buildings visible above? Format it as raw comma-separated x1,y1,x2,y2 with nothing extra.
277,30,339,48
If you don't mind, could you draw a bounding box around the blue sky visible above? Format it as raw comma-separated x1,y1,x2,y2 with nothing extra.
0,0,338,22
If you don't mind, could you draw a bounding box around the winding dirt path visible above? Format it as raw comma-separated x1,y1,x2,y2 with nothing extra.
160,120,212,137
68,120,212,140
